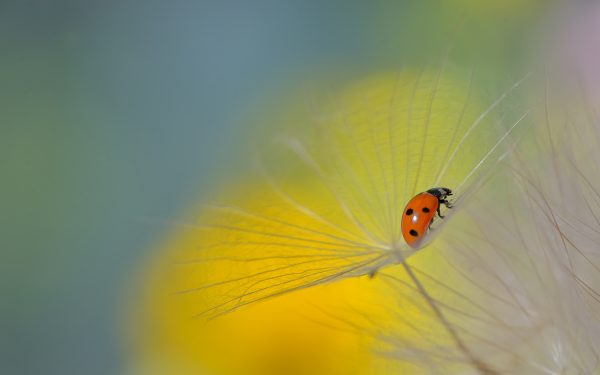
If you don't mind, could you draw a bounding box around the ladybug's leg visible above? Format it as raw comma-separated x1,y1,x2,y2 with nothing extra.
440,199,453,210
437,205,445,219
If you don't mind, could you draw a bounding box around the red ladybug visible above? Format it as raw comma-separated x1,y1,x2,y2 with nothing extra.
401,187,453,248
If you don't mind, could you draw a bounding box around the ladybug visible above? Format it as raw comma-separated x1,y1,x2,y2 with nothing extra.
401,187,453,248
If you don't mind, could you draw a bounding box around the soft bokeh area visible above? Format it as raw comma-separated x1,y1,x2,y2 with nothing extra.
3,1,557,375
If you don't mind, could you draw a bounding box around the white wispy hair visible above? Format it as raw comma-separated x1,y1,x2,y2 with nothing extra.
350,80,600,374
168,66,531,321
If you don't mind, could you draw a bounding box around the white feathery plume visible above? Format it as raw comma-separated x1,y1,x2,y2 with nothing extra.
169,67,531,323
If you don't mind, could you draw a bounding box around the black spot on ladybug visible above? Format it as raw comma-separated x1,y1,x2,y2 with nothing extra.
406,208,413,215
422,207,430,213
409,229,419,237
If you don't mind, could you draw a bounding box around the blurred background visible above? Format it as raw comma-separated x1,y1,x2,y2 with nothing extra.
1,1,547,374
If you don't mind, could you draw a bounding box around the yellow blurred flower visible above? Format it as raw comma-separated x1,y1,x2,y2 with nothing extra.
127,68,529,375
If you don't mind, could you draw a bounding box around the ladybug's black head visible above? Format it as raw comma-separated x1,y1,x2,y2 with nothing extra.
426,187,452,200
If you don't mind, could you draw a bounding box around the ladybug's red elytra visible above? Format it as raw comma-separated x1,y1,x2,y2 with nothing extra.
401,187,453,248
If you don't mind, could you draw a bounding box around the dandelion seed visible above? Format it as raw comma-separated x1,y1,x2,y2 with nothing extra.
146,67,530,324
